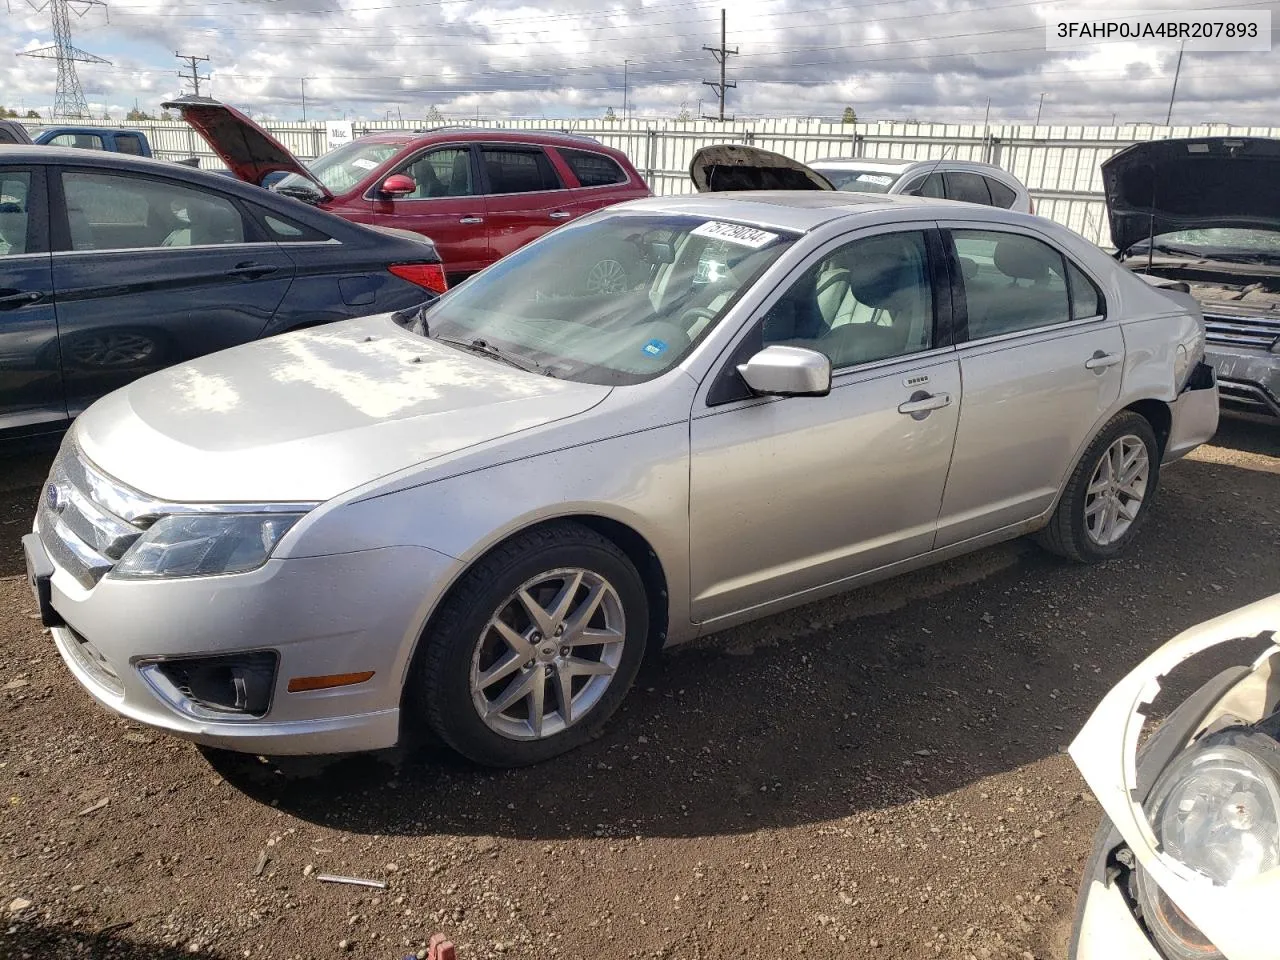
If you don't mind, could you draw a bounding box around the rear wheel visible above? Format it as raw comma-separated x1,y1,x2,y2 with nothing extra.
408,522,648,767
1037,411,1160,563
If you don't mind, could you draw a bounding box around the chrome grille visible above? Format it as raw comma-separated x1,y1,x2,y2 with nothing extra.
37,439,152,589
1203,312,1280,350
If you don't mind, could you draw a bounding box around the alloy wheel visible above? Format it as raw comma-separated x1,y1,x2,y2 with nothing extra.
469,567,626,741
1084,434,1150,546
584,259,628,295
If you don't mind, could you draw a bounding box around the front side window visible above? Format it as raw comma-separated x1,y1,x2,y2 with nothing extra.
0,172,31,256
559,148,627,187
394,147,475,199
902,172,944,198
408,214,796,385
62,172,246,251
481,147,562,194
49,133,105,151
945,172,993,206
759,230,935,368
954,230,1072,338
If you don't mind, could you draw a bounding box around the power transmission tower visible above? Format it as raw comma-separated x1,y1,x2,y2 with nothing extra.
17,0,111,120
175,52,210,97
701,8,736,121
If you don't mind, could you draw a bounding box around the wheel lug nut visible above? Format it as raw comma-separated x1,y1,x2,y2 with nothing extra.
544,665,554,676
560,647,569,657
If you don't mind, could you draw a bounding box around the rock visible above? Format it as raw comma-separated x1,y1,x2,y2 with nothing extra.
384,862,398,873
303,864,315,877
3,678,29,691
1033,829,1045,840
69,885,84,893
338,939,352,952
7,897,32,913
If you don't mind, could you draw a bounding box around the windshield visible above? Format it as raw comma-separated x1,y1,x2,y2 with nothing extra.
410,214,797,385
811,167,903,194
275,139,404,195
1131,227,1280,263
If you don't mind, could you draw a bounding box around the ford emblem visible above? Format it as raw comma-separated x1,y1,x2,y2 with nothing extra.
45,482,62,512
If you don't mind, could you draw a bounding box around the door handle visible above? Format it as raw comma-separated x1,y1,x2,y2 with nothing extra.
225,262,280,280
549,211,572,220
0,290,42,309
459,216,484,225
1085,352,1122,371
898,392,952,417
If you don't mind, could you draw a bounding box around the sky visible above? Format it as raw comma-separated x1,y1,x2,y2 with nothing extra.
1,0,1278,124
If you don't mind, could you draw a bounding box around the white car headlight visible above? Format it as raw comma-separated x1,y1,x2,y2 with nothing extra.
1146,729,1280,886
112,513,306,580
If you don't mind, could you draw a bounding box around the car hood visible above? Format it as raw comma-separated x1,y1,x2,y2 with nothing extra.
689,145,834,192
1102,137,1280,256
72,314,610,504
161,95,332,198
1070,592,1280,960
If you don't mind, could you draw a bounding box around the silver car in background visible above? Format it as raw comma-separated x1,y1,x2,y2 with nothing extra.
807,157,1034,213
23,190,1218,766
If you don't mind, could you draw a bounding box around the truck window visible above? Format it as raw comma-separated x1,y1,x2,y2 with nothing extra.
114,134,145,156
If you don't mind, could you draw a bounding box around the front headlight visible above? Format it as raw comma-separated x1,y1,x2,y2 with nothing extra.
112,513,305,580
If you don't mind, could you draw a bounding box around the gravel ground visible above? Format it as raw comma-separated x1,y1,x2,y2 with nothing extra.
1,418,1277,960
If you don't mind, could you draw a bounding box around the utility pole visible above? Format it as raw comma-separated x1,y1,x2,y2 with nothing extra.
1166,39,1185,126
175,52,210,97
300,77,307,122
1034,92,1046,126
623,59,630,122
702,8,737,121
19,0,111,120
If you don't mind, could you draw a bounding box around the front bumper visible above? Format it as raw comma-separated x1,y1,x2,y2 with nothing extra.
1206,344,1280,418
1073,880,1163,960
30,533,457,755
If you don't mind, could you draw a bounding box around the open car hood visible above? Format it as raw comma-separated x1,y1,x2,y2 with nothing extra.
689,145,834,192
1101,137,1280,256
161,95,332,199
1070,593,1280,960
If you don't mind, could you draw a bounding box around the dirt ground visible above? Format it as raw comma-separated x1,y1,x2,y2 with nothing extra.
1,417,1277,960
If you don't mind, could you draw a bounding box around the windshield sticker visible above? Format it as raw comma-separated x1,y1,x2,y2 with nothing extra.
690,221,779,249
856,173,895,186
351,157,380,171
641,338,668,358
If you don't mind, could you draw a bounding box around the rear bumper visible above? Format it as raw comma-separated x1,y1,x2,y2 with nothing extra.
1163,361,1220,463
1206,345,1280,418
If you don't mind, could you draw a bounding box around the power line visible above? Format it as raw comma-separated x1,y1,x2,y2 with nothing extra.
18,0,111,119
175,51,210,97
702,7,737,121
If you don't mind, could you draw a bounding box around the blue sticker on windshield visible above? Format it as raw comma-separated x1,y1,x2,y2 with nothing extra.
642,338,668,358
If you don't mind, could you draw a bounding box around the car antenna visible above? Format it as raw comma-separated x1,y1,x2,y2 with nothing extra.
918,145,953,191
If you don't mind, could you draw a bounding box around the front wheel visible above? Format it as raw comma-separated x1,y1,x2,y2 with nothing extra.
408,522,648,767
1037,411,1161,563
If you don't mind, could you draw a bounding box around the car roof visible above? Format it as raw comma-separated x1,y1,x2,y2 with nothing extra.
808,158,915,172
358,127,619,154
616,190,1037,233
809,156,1023,182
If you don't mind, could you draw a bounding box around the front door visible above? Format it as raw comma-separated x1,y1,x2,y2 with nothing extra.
689,226,962,623
370,144,489,279
0,166,64,433
935,226,1124,547
50,168,294,416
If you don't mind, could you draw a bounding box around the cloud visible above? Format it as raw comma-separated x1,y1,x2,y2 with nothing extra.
1,0,1277,124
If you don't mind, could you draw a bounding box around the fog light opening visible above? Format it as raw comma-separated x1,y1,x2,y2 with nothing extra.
142,651,278,719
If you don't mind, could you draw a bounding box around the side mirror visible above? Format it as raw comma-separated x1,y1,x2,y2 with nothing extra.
380,174,417,197
737,345,831,397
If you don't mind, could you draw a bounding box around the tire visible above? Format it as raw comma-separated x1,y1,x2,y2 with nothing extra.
580,245,635,296
407,522,648,767
1036,411,1161,563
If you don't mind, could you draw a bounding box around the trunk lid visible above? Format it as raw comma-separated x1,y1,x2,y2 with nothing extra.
1101,137,1280,256
689,145,835,193
161,95,333,198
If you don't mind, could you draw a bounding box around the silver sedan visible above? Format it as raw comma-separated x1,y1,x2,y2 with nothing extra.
24,191,1220,766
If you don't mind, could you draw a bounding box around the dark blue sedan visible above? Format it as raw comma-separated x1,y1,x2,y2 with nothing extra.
0,146,446,438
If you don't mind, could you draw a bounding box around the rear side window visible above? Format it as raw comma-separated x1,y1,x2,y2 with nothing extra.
953,230,1071,338
945,172,993,206
258,210,332,243
114,134,145,156
0,172,31,256
985,177,1017,209
480,147,562,194
559,148,627,187
1067,260,1105,319
49,133,106,151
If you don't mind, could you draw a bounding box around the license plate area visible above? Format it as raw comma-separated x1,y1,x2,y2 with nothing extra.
21,532,63,628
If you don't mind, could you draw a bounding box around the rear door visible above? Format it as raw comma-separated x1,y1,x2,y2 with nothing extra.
50,167,294,415
553,146,637,217
934,224,1123,547
477,143,571,262
370,144,489,277
0,165,64,433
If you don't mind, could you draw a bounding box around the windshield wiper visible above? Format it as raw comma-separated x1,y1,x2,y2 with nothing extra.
432,333,550,376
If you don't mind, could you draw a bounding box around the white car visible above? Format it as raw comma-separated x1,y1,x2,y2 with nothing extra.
806,157,1034,213
1070,593,1280,960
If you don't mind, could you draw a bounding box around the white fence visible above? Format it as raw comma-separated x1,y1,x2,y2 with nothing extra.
26,117,1280,247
